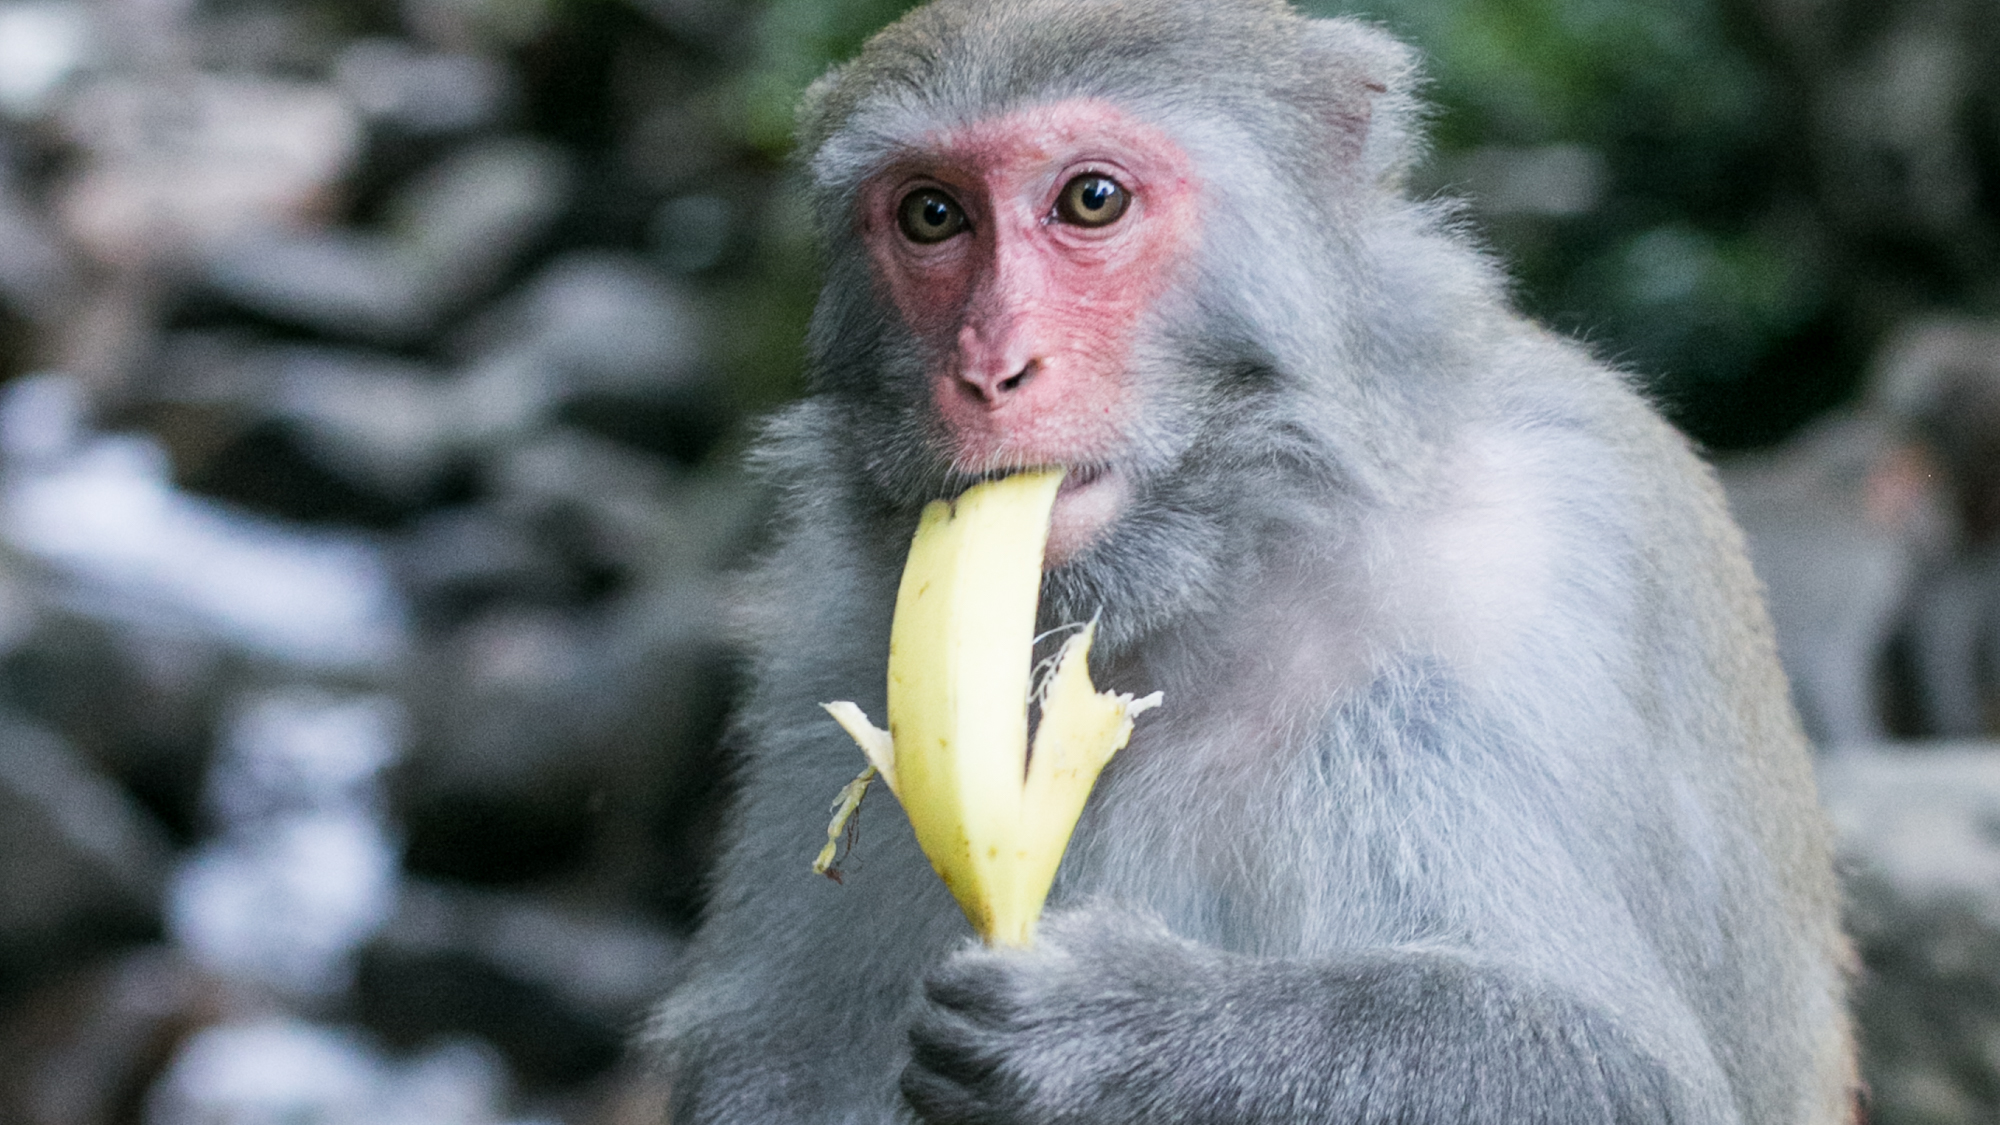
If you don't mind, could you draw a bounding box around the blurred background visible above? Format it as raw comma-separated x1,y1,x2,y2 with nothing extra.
0,0,1994,1121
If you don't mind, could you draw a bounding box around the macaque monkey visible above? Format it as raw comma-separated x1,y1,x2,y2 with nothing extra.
1722,413,1951,747
652,1,1856,1121
1876,318,2000,736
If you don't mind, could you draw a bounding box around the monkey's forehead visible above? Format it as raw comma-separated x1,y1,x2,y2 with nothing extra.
842,97,1198,192
798,0,1329,182
797,0,1418,208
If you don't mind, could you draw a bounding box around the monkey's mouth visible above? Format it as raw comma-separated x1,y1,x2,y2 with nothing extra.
1057,463,1110,494
951,461,1108,495
1046,463,1127,565
941,463,1123,563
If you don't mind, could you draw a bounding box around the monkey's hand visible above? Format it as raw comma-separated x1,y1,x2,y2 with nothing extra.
901,905,1227,1125
902,905,1695,1125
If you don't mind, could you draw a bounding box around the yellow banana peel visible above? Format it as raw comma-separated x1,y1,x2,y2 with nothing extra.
818,469,1162,947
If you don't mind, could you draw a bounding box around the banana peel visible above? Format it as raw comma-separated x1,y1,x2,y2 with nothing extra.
818,469,1161,947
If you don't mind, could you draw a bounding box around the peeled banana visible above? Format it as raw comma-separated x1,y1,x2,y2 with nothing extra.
819,469,1161,947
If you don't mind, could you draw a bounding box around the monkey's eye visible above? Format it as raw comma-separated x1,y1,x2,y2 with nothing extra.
1056,174,1129,227
897,188,968,244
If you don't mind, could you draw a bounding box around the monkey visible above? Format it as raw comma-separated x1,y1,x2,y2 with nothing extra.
650,1,1857,1121
1720,412,1952,747
1874,318,2000,736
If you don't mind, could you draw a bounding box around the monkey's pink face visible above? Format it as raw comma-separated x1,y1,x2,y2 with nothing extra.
857,99,1202,563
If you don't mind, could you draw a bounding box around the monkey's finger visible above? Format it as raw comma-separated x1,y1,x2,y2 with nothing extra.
904,998,1022,1122
922,955,1024,1027
902,1032,1023,1125
907,1008,1004,1088
900,1061,1006,1125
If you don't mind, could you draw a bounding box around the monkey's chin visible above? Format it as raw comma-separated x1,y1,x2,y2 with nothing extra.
1046,466,1129,567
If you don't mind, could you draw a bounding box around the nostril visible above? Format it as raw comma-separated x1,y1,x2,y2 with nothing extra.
998,360,1038,395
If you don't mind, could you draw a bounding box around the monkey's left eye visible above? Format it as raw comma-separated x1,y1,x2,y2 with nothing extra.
1056,174,1129,227
898,188,968,244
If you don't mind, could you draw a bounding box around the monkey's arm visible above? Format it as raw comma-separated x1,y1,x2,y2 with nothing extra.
902,907,1696,1125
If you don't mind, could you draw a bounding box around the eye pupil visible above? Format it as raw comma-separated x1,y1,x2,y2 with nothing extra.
1058,174,1129,227
898,188,966,244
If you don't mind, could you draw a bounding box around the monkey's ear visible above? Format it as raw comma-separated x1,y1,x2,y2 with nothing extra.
1300,19,1423,192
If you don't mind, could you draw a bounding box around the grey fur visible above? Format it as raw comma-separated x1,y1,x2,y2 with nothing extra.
650,1,1855,1121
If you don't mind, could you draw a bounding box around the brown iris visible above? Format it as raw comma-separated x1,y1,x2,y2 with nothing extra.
898,188,968,243
1056,174,1129,227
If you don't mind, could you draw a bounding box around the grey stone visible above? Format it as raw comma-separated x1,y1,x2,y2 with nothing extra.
334,38,510,135
459,251,706,398
145,1015,517,1125
0,715,171,971
202,138,572,344
53,73,362,266
0,947,233,1125
0,185,80,320
1822,745,2000,1124
377,878,684,1018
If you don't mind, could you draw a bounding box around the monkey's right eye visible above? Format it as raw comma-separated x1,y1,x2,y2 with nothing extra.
897,188,968,244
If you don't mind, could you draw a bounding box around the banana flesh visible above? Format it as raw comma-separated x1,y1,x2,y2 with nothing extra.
820,469,1161,947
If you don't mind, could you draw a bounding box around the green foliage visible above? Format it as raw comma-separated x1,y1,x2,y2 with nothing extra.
742,0,925,152
1312,0,1845,446
1343,0,1764,145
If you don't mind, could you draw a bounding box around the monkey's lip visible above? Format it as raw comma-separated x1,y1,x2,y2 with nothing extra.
1046,463,1126,565
1057,463,1110,494
952,462,1109,494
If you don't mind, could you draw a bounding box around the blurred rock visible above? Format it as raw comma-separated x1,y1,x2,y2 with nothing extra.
399,584,726,877
267,347,463,503
168,689,404,999
1,425,409,672
650,191,736,275
394,506,574,618
202,138,572,344
0,713,172,978
0,0,762,1116
206,252,710,501
462,251,705,399
53,73,361,266
360,879,680,1089
205,690,404,837
335,38,511,136
0,1,95,120
187,2,344,74
0,181,81,321
377,878,683,1021
0,609,223,844
170,813,400,998
487,432,762,580
0,947,232,1125
402,0,555,52
1821,744,2000,1125
145,1016,530,1125
395,448,753,905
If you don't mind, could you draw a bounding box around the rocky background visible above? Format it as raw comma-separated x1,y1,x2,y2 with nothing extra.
0,0,1994,1122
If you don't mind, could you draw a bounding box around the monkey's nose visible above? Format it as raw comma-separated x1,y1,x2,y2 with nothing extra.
959,358,1041,406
